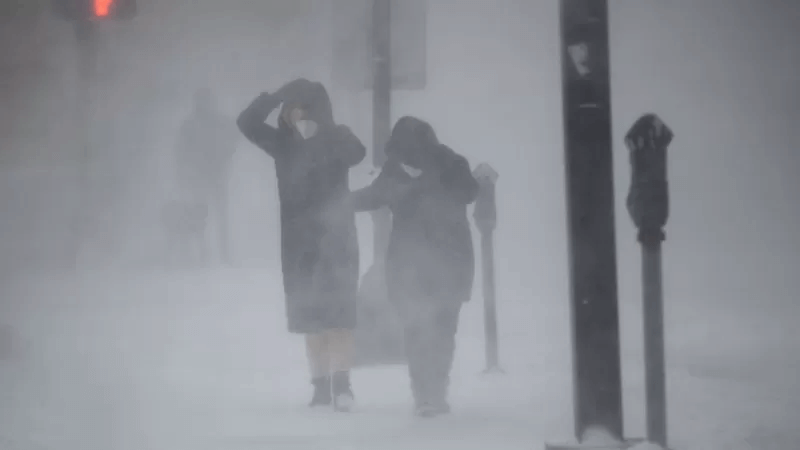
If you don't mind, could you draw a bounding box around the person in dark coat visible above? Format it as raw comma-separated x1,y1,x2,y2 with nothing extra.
349,116,478,417
237,78,366,412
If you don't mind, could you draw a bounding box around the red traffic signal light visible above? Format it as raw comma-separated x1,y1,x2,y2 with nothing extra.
51,0,136,21
94,0,112,17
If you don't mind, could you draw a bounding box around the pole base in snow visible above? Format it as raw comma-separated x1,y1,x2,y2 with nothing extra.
354,263,407,367
481,365,505,375
545,438,647,450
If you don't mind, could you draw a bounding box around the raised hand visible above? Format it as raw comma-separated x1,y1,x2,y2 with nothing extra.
275,78,313,104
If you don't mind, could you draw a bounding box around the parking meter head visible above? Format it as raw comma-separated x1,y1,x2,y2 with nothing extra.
471,163,498,233
472,163,499,185
624,114,673,234
625,114,673,181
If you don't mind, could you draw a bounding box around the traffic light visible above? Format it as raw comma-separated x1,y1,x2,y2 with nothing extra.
51,0,136,21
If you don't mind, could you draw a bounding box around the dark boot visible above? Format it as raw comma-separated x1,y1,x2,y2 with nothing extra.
414,402,439,418
332,371,354,412
414,378,450,418
429,395,452,415
309,376,332,407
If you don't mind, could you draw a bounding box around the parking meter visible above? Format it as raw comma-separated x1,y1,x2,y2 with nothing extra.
625,113,674,244
472,163,501,373
624,112,674,447
473,163,499,234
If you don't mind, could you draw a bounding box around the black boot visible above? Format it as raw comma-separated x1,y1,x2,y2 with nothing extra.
309,376,332,407
413,380,451,418
430,396,452,415
426,371,452,416
332,371,354,412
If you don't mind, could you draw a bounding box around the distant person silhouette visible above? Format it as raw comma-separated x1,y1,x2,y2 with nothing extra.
174,88,238,265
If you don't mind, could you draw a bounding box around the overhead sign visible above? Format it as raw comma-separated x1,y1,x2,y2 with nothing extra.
331,0,427,91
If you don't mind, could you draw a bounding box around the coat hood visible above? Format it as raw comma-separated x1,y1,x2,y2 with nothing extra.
385,116,440,168
279,80,334,130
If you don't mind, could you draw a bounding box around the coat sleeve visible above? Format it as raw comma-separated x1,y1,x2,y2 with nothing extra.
236,93,284,158
350,161,408,212
331,125,367,167
432,146,479,205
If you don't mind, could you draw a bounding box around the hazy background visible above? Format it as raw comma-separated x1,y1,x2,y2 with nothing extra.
0,0,799,449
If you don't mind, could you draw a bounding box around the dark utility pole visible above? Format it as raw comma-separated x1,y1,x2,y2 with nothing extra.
559,0,624,442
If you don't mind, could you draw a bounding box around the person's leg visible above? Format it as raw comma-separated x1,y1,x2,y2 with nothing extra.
326,328,355,411
214,180,232,265
327,328,355,373
305,332,332,406
397,300,437,414
404,317,430,409
427,302,463,413
195,203,210,267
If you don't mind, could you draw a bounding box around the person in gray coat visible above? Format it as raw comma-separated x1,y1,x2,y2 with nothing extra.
237,78,366,412
350,116,478,417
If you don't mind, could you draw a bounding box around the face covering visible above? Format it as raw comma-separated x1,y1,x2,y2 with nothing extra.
294,119,318,139
400,163,422,178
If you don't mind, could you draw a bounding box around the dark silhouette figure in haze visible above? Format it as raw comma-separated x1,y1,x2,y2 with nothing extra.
160,200,209,266
350,116,478,417
237,78,366,412
174,88,238,265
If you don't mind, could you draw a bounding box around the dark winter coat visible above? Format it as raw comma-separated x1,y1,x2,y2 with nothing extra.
351,116,478,305
237,79,366,334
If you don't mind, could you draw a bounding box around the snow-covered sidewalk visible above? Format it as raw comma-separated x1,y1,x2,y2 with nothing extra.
1,269,798,450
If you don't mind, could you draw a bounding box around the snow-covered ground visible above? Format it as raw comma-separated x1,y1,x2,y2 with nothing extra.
1,269,798,450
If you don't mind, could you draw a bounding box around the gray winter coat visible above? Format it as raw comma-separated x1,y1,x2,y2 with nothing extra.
351,116,478,305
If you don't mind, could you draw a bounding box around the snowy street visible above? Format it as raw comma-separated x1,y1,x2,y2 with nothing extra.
1,1,799,449
1,269,798,450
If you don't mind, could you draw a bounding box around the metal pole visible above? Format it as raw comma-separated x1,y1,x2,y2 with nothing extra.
472,165,501,373
371,0,392,262
559,0,624,442
642,237,667,447
353,0,403,366
481,229,499,371
73,18,96,266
